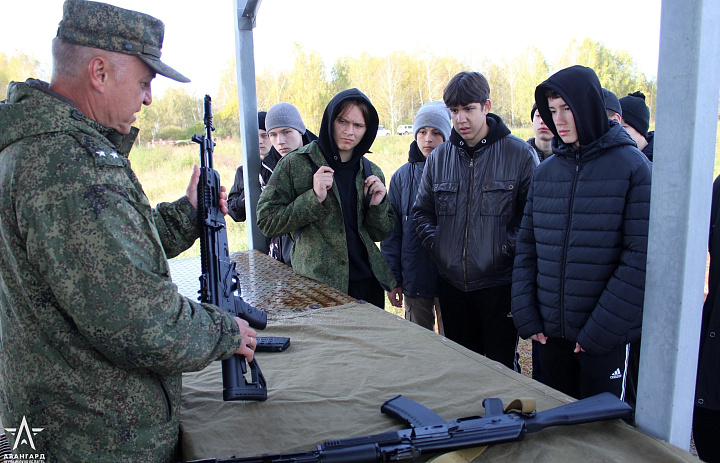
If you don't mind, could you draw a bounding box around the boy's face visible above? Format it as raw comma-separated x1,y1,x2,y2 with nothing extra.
416,127,445,157
448,100,491,147
268,127,304,156
532,109,553,143
548,96,579,148
621,120,647,147
333,103,367,156
258,129,271,159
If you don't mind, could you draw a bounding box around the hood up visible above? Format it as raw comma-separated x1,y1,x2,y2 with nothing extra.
317,88,379,170
534,65,608,148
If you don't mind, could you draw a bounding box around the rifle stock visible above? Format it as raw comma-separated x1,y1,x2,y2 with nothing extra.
192,95,268,402
186,392,631,462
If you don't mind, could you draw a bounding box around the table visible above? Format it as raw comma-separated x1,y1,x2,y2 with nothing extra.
174,252,698,462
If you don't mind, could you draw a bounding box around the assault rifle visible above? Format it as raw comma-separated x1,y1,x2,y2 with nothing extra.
192,94,268,402
187,392,632,462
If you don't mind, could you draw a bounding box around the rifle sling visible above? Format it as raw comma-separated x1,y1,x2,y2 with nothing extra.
505,397,536,415
427,397,537,463
427,446,487,463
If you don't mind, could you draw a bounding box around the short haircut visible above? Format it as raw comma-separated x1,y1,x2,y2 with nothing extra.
335,98,372,127
52,37,129,82
545,88,562,100
443,72,490,107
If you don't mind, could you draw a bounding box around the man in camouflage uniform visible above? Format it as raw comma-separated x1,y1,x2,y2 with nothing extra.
0,1,258,461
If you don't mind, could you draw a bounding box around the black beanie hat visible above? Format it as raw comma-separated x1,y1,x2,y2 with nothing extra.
530,103,538,124
619,91,650,136
258,111,267,131
602,88,622,117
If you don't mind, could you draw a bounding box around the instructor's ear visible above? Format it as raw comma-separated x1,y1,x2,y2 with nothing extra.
88,56,110,93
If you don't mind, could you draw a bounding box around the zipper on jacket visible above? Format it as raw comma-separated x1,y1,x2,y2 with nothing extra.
462,153,474,291
559,150,581,338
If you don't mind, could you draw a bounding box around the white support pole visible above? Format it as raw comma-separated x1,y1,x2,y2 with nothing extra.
635,0,720,449
233,0,267,253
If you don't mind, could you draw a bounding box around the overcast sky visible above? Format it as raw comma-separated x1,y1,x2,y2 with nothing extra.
1,0,662,98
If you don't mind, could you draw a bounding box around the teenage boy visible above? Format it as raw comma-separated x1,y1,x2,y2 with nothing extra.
527,103,553,162
382,102,451,333
265,102,317,157
619,91,654,161
603,88,623,123
263,102,317,266
511,65,651,407
257,89,395,309
228,111,281,222
413,72,538,370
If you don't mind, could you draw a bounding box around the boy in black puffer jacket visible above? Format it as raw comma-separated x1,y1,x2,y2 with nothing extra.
511,65,652,410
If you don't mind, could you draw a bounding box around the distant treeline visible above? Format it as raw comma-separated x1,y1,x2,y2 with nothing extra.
1,39,662,144
201,38,659,142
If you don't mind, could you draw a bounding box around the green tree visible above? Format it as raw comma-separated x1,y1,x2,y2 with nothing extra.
135,87,201,142
347,52,381,107
214,58,241,138
284,43,326,132
557,38,652,115
327,58,351,102
375,53,409,133
0,52,44,94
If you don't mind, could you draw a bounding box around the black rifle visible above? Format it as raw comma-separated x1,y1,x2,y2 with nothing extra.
192,94,268,402
187,392,632,462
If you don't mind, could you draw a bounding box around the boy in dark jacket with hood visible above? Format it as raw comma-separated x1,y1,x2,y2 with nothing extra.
257,89,396,308
511,65,652,406
228,111,282,223
619,91,654,161
413,72,538,370
382,102,451,332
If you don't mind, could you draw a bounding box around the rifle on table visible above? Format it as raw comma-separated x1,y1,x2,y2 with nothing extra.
192,94,268,402
187,392,632,462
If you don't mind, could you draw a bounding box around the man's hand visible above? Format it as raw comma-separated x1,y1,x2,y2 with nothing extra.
186,165,200,209
530,332,548,344
234,316,257,362
387,287,403,308
218,185,229,215
186,164,229,215
313,166,334,203
364,175,387,206
574,342,585,353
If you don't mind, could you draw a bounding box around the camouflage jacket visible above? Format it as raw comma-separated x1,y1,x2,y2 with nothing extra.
256,142,396,294
0,80,242,462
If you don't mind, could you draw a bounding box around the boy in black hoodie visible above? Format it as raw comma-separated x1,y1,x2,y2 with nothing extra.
257,89,396,308
511,65,652,407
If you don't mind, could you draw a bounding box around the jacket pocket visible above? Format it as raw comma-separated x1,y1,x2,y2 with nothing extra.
481,180,515,216
127,196,171,278
157,375,173,422
433,182,458,216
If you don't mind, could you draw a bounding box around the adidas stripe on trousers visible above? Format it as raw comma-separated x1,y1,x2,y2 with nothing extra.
536,337,636,405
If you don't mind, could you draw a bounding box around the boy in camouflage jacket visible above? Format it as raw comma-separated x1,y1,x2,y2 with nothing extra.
257,89,396,306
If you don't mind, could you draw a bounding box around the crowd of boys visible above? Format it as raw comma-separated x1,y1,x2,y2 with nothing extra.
0,0,717,461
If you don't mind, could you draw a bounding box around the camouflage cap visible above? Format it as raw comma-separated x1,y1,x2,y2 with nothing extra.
56,0,190,83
